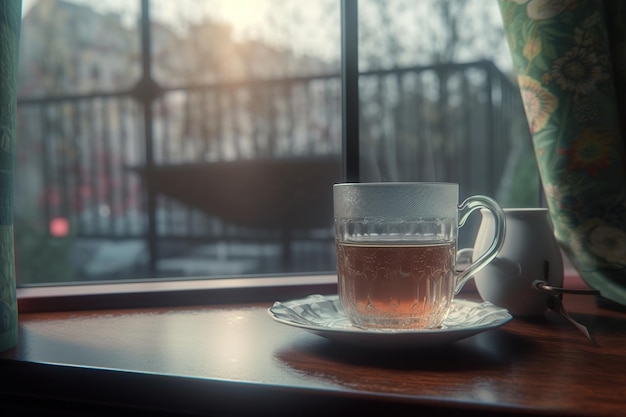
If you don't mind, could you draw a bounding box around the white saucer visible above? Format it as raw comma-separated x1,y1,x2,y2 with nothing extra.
268,294,512,349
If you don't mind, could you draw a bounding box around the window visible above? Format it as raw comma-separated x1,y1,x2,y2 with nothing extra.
16,0,540,286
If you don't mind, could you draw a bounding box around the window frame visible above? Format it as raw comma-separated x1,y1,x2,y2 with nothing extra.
341,0,359,182
16,274,338,313
17,0,543,311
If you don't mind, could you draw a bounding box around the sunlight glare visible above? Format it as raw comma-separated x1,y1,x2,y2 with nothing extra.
221,0,266,27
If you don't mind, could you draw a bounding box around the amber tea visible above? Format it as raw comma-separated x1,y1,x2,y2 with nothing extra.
337,241,456,329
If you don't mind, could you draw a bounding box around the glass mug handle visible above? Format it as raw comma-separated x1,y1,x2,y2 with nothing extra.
454,195,506,294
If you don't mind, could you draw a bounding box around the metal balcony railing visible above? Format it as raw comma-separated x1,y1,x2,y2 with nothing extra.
16,60,531,280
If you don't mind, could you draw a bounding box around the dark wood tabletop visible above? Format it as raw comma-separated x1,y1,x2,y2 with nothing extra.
1,289,625,416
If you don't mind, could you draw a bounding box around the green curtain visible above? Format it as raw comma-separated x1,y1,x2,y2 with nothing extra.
0,0,21,352
498,0,626,305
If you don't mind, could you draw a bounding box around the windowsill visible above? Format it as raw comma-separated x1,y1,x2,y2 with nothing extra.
16,273,339,313
3,269,624,416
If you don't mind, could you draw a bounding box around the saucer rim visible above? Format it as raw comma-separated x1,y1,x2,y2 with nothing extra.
267,295,512,336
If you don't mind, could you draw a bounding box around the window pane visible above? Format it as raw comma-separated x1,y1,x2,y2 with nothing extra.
16,0,341,284
16,0,538,286
357,0,541,247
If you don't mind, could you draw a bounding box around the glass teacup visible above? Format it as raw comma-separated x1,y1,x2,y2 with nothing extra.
334,182,506,329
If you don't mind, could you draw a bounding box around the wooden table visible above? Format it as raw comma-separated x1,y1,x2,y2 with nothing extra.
1,286,625,416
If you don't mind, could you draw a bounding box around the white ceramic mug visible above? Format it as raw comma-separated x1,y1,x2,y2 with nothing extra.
463,208,564,317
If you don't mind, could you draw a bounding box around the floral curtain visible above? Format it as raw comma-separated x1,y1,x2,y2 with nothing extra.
498,0,626,305
0,0,20,352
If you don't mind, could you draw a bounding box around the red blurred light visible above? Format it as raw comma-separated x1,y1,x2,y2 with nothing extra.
49,217,70,237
